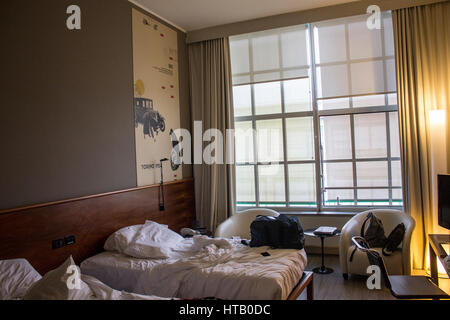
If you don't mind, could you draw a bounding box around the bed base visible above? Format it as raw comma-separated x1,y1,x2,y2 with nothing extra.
287,271,314,300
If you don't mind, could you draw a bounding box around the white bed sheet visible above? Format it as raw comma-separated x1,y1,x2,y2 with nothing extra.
81,239,307,300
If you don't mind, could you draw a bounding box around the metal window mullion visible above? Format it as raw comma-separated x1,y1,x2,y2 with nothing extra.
325,186,392,190
318,105,398,117
281,86,290,207
278,33,290,208
251,92,260,207
234,75,309,87
235,111,314,122
316,91,397,101
314,55,395,68
386,112,393,206
379,15,394,206
248,38,259,207
350,114,358,206
308,25,322,211
344,22,357,206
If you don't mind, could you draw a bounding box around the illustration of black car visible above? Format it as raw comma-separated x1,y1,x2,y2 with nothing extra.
134,97,166,139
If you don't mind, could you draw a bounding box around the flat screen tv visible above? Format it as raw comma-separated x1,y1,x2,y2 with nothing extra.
438,174,450,230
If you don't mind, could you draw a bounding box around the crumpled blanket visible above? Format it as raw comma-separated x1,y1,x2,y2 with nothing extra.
82,275,174,300
134,236,235,297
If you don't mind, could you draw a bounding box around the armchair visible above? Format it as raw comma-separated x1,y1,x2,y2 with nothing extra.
214,208,279,239
339,209,415,279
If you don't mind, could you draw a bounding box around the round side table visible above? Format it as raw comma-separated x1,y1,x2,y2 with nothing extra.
304,228,341,274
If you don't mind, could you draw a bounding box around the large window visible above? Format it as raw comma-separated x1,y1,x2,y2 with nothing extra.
230,12,402,211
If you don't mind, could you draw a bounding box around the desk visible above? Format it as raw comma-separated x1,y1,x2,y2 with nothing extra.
428,234,450,284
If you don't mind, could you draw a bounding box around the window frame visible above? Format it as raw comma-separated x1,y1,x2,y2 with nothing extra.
233,13,403,213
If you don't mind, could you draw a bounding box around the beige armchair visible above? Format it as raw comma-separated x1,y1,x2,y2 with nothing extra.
339,209,415,279
214,208,279,239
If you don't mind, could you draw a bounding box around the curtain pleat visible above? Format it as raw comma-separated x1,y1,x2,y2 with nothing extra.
188,38,236,233
393,2,450,270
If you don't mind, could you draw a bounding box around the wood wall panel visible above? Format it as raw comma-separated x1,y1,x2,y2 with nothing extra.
0,178,195,274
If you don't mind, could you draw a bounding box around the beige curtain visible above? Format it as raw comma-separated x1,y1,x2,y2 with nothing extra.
188,38,236,233
393,2,450,270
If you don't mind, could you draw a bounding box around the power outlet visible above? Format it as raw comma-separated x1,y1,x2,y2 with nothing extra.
65,235,76,246
52,239,65,250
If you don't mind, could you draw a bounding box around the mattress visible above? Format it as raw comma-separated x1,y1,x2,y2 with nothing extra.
81,241,307,300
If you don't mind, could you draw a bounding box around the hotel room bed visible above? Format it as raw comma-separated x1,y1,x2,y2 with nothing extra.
0,258,173,300
81,236,308,300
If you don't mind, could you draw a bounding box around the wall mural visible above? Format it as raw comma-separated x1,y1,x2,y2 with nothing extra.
132,9,182,186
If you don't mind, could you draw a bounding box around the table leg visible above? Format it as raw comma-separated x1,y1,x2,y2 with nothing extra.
429,242,438,285
312,236,333,274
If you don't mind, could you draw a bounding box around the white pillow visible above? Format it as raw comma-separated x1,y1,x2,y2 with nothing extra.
104,221,183,259
24,256,93,300
0,259,42,300
104,224,142,253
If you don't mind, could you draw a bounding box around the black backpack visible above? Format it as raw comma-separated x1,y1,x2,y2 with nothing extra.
350,212,387,262
361,212,388,248
249,214,305,250
383,223,406,256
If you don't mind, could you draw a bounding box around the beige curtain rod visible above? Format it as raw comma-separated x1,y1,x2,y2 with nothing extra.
186,0,448,43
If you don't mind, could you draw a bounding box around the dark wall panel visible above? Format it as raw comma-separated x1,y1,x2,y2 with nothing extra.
0,0,191,210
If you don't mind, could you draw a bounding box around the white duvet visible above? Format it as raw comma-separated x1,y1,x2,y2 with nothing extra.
83,236,307,300
82,275,173,300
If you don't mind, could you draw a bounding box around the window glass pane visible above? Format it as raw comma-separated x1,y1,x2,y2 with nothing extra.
354,113,387,158
252,34,280,72
289,164,316,207
256,119,284,162
234,121,254,163
350,60,385,95
324,189,354,206
232,75,251,86
286,117,314,161
352,94,386,108
316,64,349,98
230,37,250,75
233,85,252,117
358,189,389,200
318,98,350,110
313,23,346,64
348,19,382,60
254,72,282,83
392,189,403,202
236,166,255,205
356,161,388,187
323,162,353,187
320,115,352,160
383,13,395,57
283,78,311,112
258,165,285,205
392,160,402,187
254,82,282,115
282,68,309,79
281,28,309,68
388,93,398,106
389,112,401,158
357,189,390,207
386,59,397,91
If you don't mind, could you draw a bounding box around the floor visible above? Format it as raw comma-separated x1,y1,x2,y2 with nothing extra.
296,254,449,300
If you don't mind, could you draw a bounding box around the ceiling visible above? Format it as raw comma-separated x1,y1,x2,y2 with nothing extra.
133,0,359,32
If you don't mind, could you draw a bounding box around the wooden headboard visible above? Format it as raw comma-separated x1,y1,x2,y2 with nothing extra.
0,178,195,274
